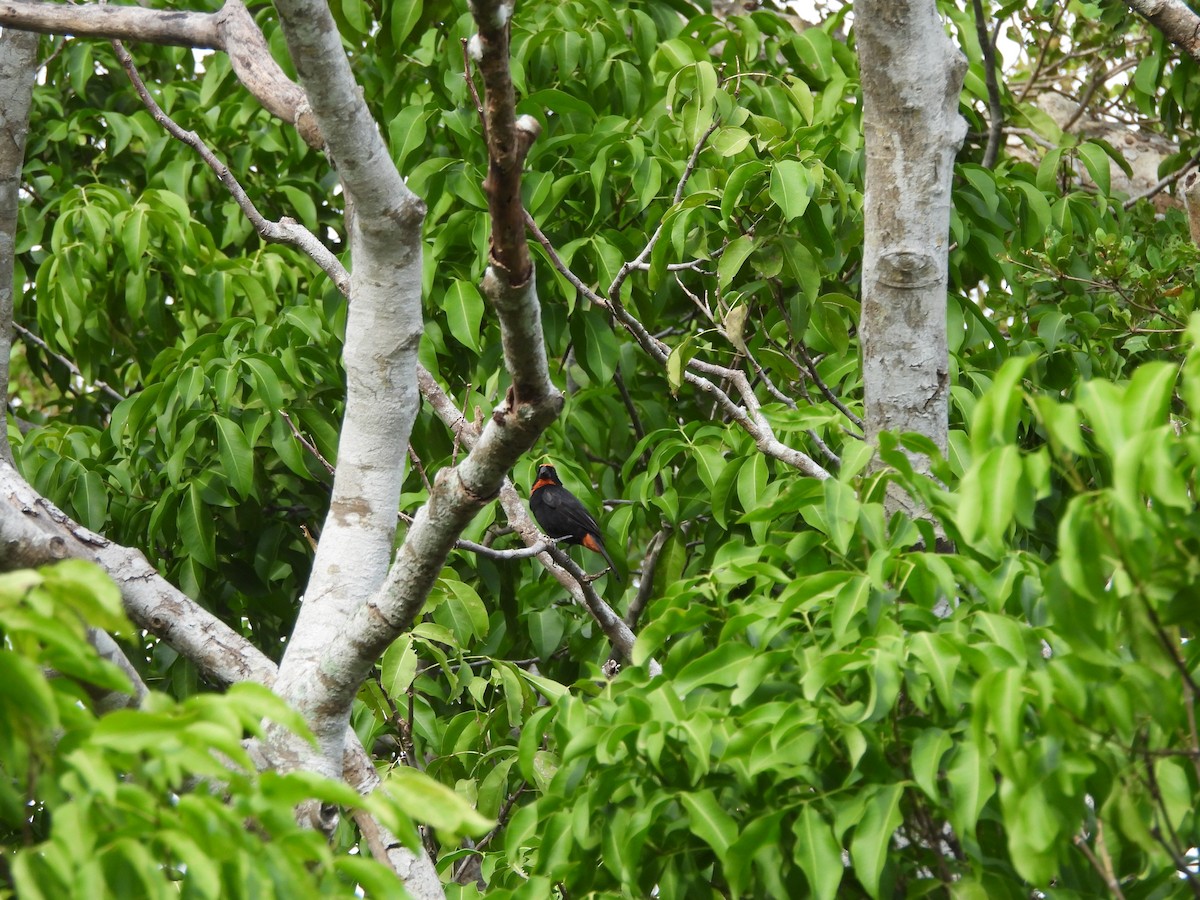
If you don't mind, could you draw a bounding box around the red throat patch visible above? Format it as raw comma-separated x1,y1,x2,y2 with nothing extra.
531,478,557,494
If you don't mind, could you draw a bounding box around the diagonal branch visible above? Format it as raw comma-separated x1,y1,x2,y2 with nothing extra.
0,459,440,893
0,0,323,147
516,100,831,479
1126,0,1200,66
110,38,346,294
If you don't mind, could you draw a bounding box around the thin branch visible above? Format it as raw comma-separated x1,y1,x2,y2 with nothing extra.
0,0,222,47
398,509,554,560
408,445,433,494
1124,146,1200,210
1014,5,1066,104
111,39,347,294
613,369,647,446
525,210,609,308
625,528,668,629
606,118,721,307
280,409,335,475
12,322,126,403
796,337,865,429
544,544,647,666
455,538,553,560
971,0,1004,168
1063,59,1139,133
1073,830,1127,900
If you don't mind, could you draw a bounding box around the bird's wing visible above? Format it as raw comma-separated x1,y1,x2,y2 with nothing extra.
540,487,602,536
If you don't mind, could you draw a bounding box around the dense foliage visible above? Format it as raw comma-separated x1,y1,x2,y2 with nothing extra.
6,0,1200,896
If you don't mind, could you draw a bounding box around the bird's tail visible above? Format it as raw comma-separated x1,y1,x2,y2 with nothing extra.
583,533,623,583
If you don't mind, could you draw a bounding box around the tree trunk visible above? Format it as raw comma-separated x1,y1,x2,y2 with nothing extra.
0,29,39,466
857,0,966,504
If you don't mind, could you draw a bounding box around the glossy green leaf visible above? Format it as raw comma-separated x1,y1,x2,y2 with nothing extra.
769,160,812,220
444,280,485,352
679,789,736,863
794,805,843,900
213,415,255,499
179,483,217,569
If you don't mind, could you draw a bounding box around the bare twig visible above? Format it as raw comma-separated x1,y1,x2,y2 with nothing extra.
408,445,433,494
544,544,647,667
1015,5,1066,104
1072,831,1127,900
796,337,865,429
625,527,668,629
1124,147,1200,210
606,118,721,308
971,0,1004,168
12,322,125,403
111,39,347,294
280,409,335,475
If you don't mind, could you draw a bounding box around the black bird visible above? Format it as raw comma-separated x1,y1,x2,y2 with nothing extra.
529,463,621,581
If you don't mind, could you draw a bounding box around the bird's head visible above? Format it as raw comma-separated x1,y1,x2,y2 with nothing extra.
535,464,562,485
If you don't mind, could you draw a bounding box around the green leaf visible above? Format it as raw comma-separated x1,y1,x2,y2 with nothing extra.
388,105,429,171
1077,141,1111,195
71,470,108,531
946,741,994,839
717,235,755,290
242,357,285,411
769,160,812,220
179,483,217,569
970,355,1034,455
122,206,149,269
850,784,904,898
438,577,489,643
908,633,960,712
379,766,491,837
721,161,767,222
1076,378,1128,458
1122,361,1177,435
794,805,843,900
381,636,418,698
443,280,484,352
823,477,859,556
1030,395,1087,456
213,415,255,499
516,667,568,703
0,652,58,734
673,643,756,696
956,444,1022,552
911,728,952,800
679,789,736,863
667,335,696,394
712,126,751,157
389,0,423,48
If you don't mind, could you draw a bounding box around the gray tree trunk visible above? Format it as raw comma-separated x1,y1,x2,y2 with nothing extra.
857,0,967,504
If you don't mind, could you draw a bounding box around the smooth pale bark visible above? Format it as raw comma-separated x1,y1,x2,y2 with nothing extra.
0,28,38,465
264,0,427,780
303,0,564,721
857,0,966,498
